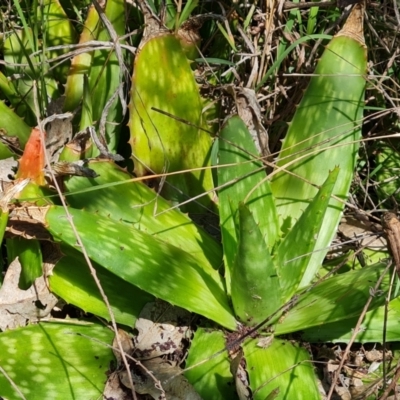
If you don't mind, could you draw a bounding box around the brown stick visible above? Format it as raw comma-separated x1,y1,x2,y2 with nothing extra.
382,212,400,277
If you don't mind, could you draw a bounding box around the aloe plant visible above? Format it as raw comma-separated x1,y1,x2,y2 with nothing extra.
0,2,398,399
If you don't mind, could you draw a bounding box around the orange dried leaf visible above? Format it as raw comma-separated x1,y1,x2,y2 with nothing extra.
16,127,46,185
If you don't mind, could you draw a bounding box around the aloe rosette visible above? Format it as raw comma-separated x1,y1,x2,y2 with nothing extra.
1,3,393,400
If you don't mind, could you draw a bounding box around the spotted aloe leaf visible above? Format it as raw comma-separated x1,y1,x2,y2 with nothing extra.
229,168,337,326
270,5,367,288
129,33,215,212
40,205,237,330
184,328,236,400
7,238,43,290
274,263,390,335
0,322,114,400
243,338,320,399
217,115,279,290
64,160,222,273
231,203,281,326
299,296,400,343
50,243,153,327
274,167,339,301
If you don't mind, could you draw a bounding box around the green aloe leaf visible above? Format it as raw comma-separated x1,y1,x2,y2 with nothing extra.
44,206,237,330
274,167,339,300
88,0,126,152
50,243,153,327
243,338,320,400
7,238,43,290
231,203,281,325
300,296,400,343
64,4,100,112
0,101,31,157
0,71,19,105
64,160,222,272
270,6,367,288
275,263,390,335
217,115,279,290
41,0,77,83
185,328,237,400
129,33,214,212
0,322,114,400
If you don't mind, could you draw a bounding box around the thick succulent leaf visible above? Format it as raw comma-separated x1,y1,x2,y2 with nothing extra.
0,100,31,152
0,322,114,399
7,238,43,290
129,33,214,212
185,328,237,400
64,160,222,272
50,243,153,327
274,263,390,335
231,203,281,325
274,167,339,300
41,0,77,83
300,296,400,343
218,115,279,289
243,338,320,400
45,206,237,330
0,71,20,109
88,0,126,152
64,4,99,112
270,6,367,288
